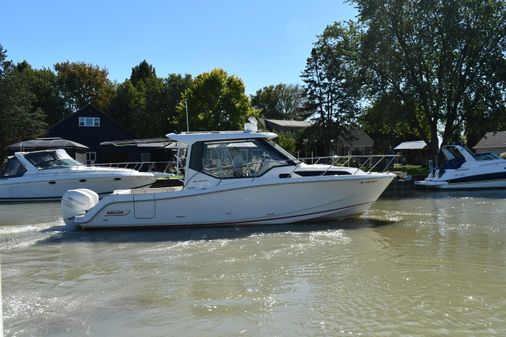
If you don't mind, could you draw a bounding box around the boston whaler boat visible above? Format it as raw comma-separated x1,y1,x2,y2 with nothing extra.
415,144,506,190
61,119,396,228
0,149,157,201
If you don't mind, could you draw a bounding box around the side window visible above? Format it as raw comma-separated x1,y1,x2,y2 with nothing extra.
0,158,26,178
197,139,291,179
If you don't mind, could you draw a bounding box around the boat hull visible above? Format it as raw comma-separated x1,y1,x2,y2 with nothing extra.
0,174,156,202
415,178,506,190
70,174,394,229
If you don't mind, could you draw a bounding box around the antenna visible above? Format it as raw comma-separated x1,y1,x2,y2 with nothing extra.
185,100,190,133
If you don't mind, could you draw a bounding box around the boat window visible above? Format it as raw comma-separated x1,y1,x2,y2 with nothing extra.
195,139,293,179
0,157,26,178
24,151,82,169
475,152,500,161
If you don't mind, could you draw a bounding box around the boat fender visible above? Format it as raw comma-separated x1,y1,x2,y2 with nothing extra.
61,189,99,220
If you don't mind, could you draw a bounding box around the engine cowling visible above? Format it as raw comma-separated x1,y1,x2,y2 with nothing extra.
61,189,99,220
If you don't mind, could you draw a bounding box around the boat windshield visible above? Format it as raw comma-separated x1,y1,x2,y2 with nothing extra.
0,157,26,178
193,138,296,179
24,151,82,170
475,152,501,161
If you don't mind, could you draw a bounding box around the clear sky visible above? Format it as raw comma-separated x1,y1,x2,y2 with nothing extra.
1,0,356,94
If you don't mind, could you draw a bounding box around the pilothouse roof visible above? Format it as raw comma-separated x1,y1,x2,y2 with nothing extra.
166,131,278,146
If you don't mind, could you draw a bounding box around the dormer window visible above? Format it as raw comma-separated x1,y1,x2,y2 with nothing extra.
79,117,100,127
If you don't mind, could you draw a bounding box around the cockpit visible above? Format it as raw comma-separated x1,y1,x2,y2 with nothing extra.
0,157,26,178
24,151,82,169
189,138,298,179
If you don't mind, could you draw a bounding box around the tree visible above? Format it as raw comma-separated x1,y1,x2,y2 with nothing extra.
360,93,426,152
130,60,157,86
275,131,297,155
301,21,363,155
0,45,47,159
177,68,257,131
54,61,115,113
251,84,309,120
107,80,144,136
354,0,506,162
160,73,193,133
16,61,66,125
108,60,193,137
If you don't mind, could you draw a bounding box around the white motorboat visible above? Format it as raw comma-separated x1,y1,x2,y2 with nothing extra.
0,149,157,202
415,144,506,190
61,119,395,229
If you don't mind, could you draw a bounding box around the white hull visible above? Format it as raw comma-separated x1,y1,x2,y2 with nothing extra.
415,178,506,190
0,171,156,201
69,174,393,229
1,149,157,202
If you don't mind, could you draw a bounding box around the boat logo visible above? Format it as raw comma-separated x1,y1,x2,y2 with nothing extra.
105,210,130,216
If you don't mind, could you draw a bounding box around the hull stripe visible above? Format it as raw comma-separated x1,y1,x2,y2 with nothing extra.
448,171,506,184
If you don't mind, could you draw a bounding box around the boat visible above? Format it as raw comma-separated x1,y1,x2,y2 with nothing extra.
0,149,157,202
415,144,506,190
61,118,396,229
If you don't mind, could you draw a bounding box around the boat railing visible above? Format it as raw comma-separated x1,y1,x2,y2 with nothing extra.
296,154,398,174
92,161,177,175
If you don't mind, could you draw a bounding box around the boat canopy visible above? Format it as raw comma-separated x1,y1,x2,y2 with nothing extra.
167,131,277,146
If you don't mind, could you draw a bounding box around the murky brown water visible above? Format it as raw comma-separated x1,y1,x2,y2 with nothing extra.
1,189,506,336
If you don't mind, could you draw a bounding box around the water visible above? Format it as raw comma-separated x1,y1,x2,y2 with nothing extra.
1,190,506,337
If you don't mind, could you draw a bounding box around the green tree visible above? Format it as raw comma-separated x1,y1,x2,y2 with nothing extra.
251,84,309,120
0,45,47,159
108,60,194,137
275,131,297,155
160,73,193,133
107,80,143,135
177,68,257,131
55,61,115,112
301,21,363,155
130,60,157,86
16,61,66,126
354,0,506,162
360,93,426,152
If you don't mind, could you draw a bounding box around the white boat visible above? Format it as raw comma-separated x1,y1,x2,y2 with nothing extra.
415,144,506,190
0,149,157,202
61,120,395,229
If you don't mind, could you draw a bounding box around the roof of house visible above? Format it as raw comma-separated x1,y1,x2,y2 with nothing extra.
394,140,427,150
338,127,374,147
473,131,506,149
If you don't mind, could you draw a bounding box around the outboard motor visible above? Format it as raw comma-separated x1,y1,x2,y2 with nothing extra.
61,189,99,223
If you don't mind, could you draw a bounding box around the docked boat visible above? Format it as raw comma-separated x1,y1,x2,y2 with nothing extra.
61,119,395,229
0,149,157,202
415,144,506,190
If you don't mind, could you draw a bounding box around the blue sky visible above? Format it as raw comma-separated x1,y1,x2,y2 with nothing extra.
1,0,356,94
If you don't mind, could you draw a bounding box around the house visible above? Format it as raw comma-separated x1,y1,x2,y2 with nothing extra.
394,140,429,165
473,131,506,155
46,105,171,164
333,127,374,155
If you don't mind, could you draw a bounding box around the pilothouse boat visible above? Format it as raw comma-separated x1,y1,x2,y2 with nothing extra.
0,149,157,201
61,119,395,228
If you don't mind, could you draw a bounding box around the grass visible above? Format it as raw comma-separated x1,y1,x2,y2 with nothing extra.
392,164,429,177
